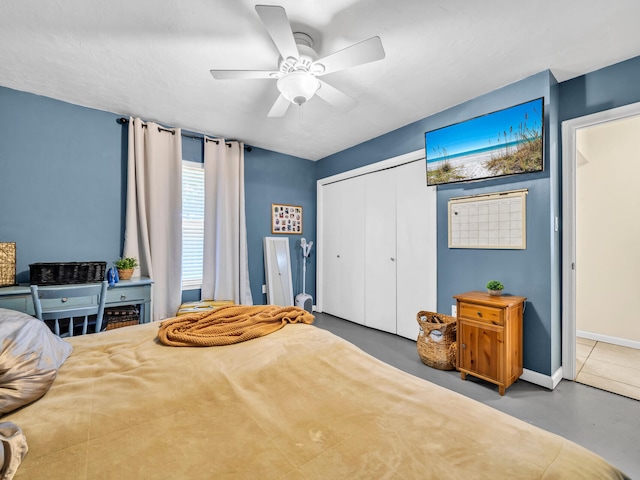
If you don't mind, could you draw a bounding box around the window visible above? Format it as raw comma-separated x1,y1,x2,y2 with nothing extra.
182,161,204,289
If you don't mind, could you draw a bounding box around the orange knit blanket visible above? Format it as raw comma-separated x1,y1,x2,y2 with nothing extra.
157,305,314,347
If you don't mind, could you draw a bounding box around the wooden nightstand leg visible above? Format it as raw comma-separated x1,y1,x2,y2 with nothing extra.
460,372,466,381
499,385,505,396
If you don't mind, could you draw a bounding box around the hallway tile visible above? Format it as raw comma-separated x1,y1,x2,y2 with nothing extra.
575,370,640,401
575,341,594,374
592,342,640,365
576,337,596,347
575,341,640,400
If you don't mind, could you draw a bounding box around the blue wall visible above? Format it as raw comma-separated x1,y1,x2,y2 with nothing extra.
559,55,640,122
244,147,316,304
316,56,640,377
316,71,560,376
0,87,125,283
0,85,316,306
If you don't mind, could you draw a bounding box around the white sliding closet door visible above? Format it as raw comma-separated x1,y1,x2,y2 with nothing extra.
322,181,342,317
365,168,397,333
396,161,437,339
318,153,437,340
321,177,366,325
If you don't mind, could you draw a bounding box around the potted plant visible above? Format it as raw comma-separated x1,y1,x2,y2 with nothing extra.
114,257,138,280
486,280,504,296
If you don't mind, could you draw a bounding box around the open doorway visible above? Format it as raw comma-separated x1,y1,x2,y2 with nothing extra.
562,102,640,400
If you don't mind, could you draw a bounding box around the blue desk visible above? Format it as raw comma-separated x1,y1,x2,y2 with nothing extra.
0,277,153,323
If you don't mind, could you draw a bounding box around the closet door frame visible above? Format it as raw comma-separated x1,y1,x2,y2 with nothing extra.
316,149,424,313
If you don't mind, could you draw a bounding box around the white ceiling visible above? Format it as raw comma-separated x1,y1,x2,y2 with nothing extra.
1,1,640,161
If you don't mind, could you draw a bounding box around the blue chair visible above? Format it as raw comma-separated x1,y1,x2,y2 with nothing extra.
30,281,108,337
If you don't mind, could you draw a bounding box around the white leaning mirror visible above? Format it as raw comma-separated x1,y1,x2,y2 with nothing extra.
263,237,294,306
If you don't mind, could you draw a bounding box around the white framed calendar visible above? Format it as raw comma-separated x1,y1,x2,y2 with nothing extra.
448,189,527,249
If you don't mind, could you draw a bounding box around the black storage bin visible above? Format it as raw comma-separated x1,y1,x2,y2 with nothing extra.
29,261,107,285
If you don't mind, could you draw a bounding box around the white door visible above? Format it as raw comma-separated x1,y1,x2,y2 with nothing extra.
562,101,640,379
396,160,438,339
575,116,640,341
364,168,397,333
318,152,438,337
321,177,366,324
322,181,343,317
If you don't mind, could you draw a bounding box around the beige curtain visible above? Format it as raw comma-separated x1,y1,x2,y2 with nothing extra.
201,138,253,305
123,117,183,321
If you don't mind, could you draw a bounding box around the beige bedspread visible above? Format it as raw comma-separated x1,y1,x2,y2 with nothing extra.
4,322,628,479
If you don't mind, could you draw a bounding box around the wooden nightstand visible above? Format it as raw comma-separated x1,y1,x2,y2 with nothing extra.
453,291,526,395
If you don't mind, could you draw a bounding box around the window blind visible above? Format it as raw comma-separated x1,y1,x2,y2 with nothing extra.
182,161,204,289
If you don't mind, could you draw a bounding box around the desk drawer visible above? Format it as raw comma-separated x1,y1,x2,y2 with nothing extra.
0,295,30,313
107,286,150,304
459,302,503,325
41,295,96,309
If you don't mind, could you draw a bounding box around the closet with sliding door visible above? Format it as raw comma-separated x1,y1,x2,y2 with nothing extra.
317,154,437,340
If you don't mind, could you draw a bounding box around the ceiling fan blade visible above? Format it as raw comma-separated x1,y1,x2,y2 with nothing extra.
315,80,357,111
255,5,299,62
314,36,385,76
268,94,291,117
210,70,276,80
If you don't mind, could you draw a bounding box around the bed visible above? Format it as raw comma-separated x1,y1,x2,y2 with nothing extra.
0,307,629,479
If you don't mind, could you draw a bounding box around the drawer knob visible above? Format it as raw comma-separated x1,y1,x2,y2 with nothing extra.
61,297,68,303
461,343,466,349
476,311,482,317
120,295,127,300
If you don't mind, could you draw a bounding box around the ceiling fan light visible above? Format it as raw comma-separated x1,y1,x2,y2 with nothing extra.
277,72,320,105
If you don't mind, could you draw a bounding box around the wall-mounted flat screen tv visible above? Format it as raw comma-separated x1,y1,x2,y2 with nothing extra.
425,97,544,186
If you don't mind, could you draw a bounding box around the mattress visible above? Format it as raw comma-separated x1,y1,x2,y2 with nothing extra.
3,321,628,479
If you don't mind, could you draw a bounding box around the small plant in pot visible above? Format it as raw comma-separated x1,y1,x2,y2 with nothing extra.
486,280,504,296
114,257,138,280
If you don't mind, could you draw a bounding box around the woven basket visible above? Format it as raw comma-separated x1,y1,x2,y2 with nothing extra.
29,261,107,285
0,242,16,287
416,311,458,370
104,305,140,330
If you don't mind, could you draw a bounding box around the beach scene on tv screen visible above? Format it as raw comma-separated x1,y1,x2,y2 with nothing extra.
426,98,543,186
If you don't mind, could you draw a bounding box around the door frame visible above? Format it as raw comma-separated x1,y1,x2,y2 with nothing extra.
561,101,640,380
316,149,424,313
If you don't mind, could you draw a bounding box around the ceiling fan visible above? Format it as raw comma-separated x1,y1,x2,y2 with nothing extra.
210,4,386,117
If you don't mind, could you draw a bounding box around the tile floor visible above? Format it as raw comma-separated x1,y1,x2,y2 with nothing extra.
576,337,640,401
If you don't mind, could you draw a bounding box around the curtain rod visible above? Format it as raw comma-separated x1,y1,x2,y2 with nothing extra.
116,117,252,151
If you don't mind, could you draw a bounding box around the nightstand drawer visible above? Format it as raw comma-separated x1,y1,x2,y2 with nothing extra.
459,302,503,325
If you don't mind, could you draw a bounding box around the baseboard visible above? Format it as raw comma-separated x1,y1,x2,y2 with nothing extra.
576,330,640,350
520,367,563,391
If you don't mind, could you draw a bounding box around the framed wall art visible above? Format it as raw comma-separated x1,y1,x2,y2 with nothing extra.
271,204,302,234
426,97,544,186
